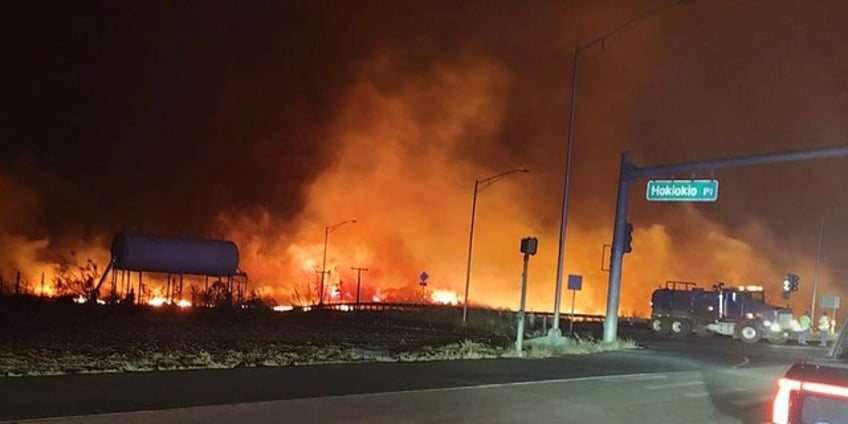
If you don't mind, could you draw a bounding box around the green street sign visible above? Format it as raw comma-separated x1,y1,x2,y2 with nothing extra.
646,179,719,202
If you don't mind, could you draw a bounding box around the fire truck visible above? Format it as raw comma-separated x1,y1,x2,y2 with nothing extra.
650,281,796,344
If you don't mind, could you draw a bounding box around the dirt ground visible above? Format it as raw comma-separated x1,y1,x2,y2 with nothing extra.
0,297,514,376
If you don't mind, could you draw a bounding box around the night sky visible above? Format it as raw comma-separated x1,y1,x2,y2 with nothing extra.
2,1,847,313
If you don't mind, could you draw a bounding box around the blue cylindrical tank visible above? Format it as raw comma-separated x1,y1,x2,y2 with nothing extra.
110,232,240,276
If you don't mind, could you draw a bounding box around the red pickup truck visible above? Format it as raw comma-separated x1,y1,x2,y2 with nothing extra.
772,323,848,424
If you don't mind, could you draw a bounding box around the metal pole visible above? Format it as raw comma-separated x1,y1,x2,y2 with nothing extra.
569,289,576,335
516,252,530,357
604,151,634,343
351,267,368,308
356,272,361,305
811,211,825,320
462,180,480,324
552,46,581,335
319,226,329,306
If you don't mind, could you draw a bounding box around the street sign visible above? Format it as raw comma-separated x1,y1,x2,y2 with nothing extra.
646,179,719,202
567,274,583,291
419,272,429,282
821,296,840,309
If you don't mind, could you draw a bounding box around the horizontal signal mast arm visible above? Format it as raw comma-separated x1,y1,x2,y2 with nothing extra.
628,145,848,181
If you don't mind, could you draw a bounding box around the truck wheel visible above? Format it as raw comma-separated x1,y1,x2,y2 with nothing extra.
669,318,692,337
651,317,670,335
767,332,789,344
736,321,761,343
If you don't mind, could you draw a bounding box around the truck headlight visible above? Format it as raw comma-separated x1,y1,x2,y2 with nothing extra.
764,320,772,327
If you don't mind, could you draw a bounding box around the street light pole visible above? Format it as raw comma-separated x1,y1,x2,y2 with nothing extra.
551,1,683,336
551,45,581,335
462,168,530,324
319,219,357,306
811,211,826,319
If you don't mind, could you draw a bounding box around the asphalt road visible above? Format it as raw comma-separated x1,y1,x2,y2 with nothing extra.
0,329,831,423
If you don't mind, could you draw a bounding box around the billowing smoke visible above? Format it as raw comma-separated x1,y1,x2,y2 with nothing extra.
2,1,846,317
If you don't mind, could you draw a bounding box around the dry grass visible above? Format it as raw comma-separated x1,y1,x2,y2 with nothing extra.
508,337,641,359
0,300,640,377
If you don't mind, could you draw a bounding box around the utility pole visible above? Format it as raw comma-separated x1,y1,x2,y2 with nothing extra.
351,267,369,308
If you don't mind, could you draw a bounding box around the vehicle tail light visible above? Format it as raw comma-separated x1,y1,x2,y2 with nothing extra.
773,378,801,424
773,377,848,423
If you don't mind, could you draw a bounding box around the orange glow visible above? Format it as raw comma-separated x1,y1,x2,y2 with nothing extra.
148,297,167,307
431,289,459,305
0,46,841,318
211,54,841,317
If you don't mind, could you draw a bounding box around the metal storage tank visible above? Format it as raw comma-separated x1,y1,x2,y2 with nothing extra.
110,232,240,276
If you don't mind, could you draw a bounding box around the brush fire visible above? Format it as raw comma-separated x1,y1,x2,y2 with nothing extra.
0,24,842,319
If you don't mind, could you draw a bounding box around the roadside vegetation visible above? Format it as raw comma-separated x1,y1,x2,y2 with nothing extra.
0,296,641,377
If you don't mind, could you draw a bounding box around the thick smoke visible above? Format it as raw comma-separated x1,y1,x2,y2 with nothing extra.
3,1,846,316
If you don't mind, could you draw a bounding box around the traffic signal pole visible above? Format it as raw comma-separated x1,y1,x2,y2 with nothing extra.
604,152,634,343
603,145,848,343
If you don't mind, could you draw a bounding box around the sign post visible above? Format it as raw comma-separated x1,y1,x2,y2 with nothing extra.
567,274,583,335
821,296,840,334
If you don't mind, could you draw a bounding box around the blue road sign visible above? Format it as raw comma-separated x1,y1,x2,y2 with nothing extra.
567,274,583,291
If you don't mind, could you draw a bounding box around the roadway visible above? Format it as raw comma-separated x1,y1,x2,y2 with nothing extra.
0,329,830,423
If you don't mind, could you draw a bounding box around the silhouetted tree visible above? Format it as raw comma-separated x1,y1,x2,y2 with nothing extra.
53,251,101,299
242,288,277,310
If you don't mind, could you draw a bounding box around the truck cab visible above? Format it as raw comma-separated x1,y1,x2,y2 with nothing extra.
650,281,794,343
772,319,848,423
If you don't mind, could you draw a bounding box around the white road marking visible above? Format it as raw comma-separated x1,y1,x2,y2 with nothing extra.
644,380,704,390
599,373,668,382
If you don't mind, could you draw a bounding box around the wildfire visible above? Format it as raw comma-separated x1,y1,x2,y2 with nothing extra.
147,297,191,308
0,36,839,321
430,289,459,305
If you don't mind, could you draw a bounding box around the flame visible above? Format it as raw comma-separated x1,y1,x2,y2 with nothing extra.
431,289,459,305
148,297,167,307
0,29,843,319
212,52,841,318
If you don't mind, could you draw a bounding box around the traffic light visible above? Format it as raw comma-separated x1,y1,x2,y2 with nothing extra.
623,222,633,254
782,273,800,298
788,273,800,292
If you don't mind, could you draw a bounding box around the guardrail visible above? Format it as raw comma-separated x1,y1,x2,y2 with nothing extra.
285,302,649,326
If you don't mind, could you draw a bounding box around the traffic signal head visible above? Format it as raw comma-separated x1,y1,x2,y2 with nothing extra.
782,273,800,294
624,222,633,254
789,274,800,292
